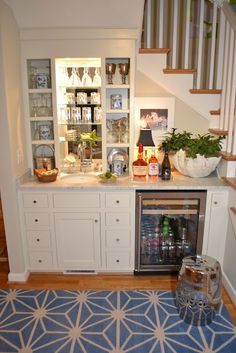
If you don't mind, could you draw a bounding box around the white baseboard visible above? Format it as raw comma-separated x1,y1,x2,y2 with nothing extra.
8,270,29,282
222,271,236,306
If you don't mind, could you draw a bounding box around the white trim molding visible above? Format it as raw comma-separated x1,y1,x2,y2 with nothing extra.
8,270,30,283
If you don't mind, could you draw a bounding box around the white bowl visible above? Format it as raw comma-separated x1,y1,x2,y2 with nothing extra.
173,149,221,178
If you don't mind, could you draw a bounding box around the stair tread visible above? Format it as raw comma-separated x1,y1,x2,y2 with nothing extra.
222,177,236,189
190,89,222,94
139,48,171,54
208,128,228,135
163,68,196,74
220,152,236,161
210,109,220,115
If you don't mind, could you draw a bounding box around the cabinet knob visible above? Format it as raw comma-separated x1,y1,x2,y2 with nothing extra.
116,218,120,222
214,201,218,205
35,219,38,222
116,238,120,242
36,238,40,242
116,200,120,204
94,219,98,223
38,259,42,263
116,259,120,263
33,200,37,204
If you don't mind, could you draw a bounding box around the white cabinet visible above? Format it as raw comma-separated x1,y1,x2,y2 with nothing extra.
103,191,134,271
19,192,56,271
55,212,101,271
203,190,229,263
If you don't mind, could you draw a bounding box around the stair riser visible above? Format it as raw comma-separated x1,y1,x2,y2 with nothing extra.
137,53,220,120
218,159,236,178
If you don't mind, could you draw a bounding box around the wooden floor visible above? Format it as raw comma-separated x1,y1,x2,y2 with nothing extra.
0,263,235,325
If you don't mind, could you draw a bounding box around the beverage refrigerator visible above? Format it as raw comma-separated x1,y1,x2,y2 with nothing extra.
134,190,207,273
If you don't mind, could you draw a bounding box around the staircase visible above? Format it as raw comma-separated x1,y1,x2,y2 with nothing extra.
138,0,236,177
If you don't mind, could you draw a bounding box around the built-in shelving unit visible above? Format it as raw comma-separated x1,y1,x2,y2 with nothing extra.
55,58,102,174
105,58,131,175
24,54,134,176
26,59,55,172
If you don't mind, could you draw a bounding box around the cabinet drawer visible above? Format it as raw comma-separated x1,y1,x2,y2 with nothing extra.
29,251,53,269
25,213,50,228
106,230,130,248
106,251,130,269
105,213,130,226
53,193,100,208
27,230,51,248
22,193,48,208
105,193,130,208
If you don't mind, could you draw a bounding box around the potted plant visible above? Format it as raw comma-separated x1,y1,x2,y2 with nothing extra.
161,128,225,177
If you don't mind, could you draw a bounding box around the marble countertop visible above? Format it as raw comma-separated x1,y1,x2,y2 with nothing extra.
18,171,229,191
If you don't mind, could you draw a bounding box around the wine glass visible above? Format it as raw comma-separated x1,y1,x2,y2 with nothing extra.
106,63,116,84
119,63,129,84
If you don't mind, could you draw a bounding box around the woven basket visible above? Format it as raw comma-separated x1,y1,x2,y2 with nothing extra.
35,169,58,183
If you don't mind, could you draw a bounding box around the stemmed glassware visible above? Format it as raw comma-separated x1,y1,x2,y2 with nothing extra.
106,63,116,84
119,63,129,84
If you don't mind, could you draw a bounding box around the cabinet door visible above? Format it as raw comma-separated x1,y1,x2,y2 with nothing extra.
55,213,100,270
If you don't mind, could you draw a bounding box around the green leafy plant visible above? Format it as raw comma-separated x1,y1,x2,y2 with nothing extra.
162,128,225,159
80,129,101,146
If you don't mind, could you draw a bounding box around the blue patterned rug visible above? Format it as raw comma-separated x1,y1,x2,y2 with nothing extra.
0,289,236,353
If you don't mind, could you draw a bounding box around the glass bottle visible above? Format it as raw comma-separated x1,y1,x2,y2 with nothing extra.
148,147,158,180
168,230,176,261
132,144,148,180
161,143,171,181
140,235,147,257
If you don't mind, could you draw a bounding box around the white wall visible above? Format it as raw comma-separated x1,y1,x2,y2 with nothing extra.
223,188,236,305
135,70,209,135
0,0,27,277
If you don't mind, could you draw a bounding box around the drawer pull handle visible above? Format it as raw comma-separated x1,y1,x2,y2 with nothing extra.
35,219,38,223
116,219,120,222
33,200,37,204
116,200,120,204
36,238,40,242
116,259,120,263
38,259,42,263
116,238,120,242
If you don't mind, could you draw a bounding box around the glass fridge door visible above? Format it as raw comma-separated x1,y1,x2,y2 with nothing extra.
135,190,206,273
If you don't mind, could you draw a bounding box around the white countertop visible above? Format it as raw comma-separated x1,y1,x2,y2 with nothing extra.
18,170,228,191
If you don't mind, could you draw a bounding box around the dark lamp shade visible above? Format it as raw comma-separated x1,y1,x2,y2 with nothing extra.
136,129,155,146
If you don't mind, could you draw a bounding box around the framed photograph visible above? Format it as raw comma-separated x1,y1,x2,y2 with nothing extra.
36,73,48,88
135,97,175,145
111,94,122,110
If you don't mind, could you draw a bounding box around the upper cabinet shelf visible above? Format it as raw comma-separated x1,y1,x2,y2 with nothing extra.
105,84,130,89
27,59,51,90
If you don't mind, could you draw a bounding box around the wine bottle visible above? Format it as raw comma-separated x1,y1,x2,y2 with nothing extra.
132,143,148,180
161,143,171,180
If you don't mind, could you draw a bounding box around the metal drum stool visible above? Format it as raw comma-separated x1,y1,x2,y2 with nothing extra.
176,255,222,326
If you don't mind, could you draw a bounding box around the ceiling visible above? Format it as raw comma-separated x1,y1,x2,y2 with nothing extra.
4,0,145,30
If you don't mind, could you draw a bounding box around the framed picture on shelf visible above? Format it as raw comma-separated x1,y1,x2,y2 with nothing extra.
134,97,175,146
